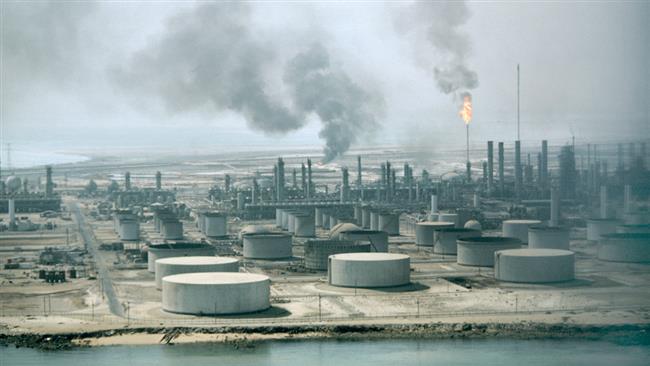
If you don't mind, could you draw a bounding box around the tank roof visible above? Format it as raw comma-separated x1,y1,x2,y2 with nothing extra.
149,243,212,250
156,256,238,265
503,219,542,224
163,272,268,285
458,236,521,244
497,248,573,257
330,253,409,261
602,233,650,240
416,221,455,227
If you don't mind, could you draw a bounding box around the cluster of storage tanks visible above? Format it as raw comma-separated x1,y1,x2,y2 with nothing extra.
113,209,140,241
153,208,183,240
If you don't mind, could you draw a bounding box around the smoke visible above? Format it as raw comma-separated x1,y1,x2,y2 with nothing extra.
397,1,478,97
111,2,303,134
284,43,382,162
112,3,381,161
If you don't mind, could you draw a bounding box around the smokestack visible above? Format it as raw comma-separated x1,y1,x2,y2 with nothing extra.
125,171,131,190
537,153,543,186
514,141,522,197
487,141,494,194
155,171,162,190
23,178,28,194
224,174,231,193
541,140,548,189
8,198,15,229
301,163,307,196
357,156,362,187
600,185,608,219
307,158,313,200
498,142,505,195
431,194,438,214
341,167,349,202
482,161,487,187
276,158,285,201
473,192,479,208
45,166,53,197
272,165,277,202
252,178,259,204
550,187,560,226
237,191,245,210
391,169,396,202
292,169,297,188
466,161,471,182
624,184,632,214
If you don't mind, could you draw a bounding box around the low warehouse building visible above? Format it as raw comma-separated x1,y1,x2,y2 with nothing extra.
242,232,293,259
304,240,371,270
528,225,570,250
494,249,575,283
154,256,239,289
434,228,481,255
328,253,410,288
147,243,215,272
457,236,521,267
598,233,650,263
162,272,270,315
502,219,542,244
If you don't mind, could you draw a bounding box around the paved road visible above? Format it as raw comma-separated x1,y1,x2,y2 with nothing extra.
71,201,125,317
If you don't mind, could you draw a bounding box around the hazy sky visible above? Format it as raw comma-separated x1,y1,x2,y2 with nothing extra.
1,1,648,158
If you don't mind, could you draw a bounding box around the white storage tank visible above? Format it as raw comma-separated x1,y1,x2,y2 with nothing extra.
378,211,400,236
354,205,363,225
502,220,542,244
329,223,361,239
361,206,372,229
155,256,239,289
457,236,522,267
434,228,481,255
293,213,315,237
304,240,371,270
339,230,389,252
119,219,140,241
161,220,183,240
438,212,460,228
147,243,215,272
242,233,293,259
598,233,650,263
238,224,278,240
586,219,619,241
203,212,227,237
528,225,570,250
370,210,380,231
315,208,324,227
494,249,575,283
275,208,283,228
328,253,410,288
162,272,270,315
415,221,454,246
617,224,650,234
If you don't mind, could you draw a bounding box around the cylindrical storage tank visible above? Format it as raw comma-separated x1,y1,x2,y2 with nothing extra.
328,253,410,288
315,208,324,227
378,211,400,236
119,220,139,241
155,256,239,289
147,243,215,272
329,223,361,239
370,210,380,231
162,220,183,240
361,206,371,229
304,240,371,270
623,212,650,225
464,220,482,231
434,228,481,255
457,237,522,267
339,230,389,252
162,273,270,315
528,225,570,250
617,224,650,234
321,210,331,229
242,233,293,259
502,220,542,244
294,213,315,237
598,233,650,263
494,249,575,283
415,221,454,246
275,209,283,228
203,212,227,237
287,212,297,234
281,210,291,230
354,205,363,225
438,213,460,228
238,224,277,240
586,219,619,241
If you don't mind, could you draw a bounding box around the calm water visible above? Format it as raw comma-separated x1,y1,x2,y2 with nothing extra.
3,337,650,366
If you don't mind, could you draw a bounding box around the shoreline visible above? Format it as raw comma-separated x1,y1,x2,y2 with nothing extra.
2,322,648,351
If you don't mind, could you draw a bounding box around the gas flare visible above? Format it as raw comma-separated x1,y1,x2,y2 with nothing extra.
459,93,472,125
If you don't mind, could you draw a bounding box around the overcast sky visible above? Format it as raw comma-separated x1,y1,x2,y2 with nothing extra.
1,1,648,159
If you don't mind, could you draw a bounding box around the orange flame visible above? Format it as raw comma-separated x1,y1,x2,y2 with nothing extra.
459,94,472,125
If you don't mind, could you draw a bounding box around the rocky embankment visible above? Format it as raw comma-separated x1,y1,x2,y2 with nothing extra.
1,322,648,350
